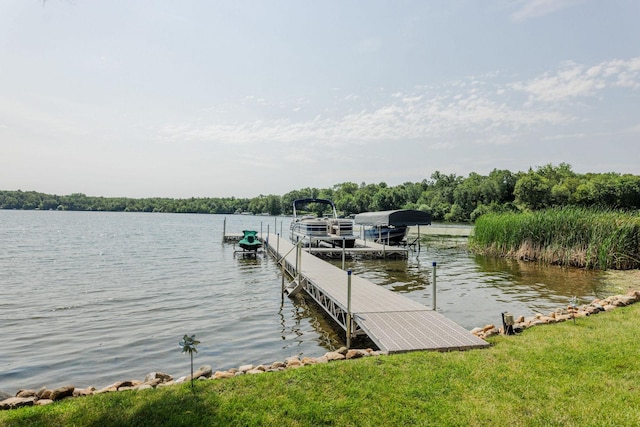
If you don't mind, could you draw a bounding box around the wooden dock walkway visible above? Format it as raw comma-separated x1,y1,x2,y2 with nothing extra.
262,233,488,353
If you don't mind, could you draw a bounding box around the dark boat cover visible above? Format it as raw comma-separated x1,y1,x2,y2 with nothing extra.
353,210,431,227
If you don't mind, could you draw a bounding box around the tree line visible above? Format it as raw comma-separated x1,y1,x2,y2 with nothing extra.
2,163,640,222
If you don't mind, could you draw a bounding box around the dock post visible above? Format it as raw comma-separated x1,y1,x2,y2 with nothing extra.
347,269,352,348
296,240,302,285
432,261,437,310
277,233,284,297
342,237,346,270
222,217,226,243
266,225,270,250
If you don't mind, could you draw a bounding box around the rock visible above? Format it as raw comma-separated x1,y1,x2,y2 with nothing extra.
96,385,117,394
619,296,636,305
484,328,499,338
114,381,135,390
626,289,640,300
0,397,36,410
136,384,153,391
345,349,365,359
16,389,37,398
73,387,95,397
301,357,317,365
213,371,235,379
50,385,75,401
324,351,345,361
144,378,161,387
285,357,302,367
39,388,54,399
187,365,212,380
97,380,136,393
35,399,54,406
144,371,173,384
238,364,255,373
539,316,556,324
482,324,496,333
246,369,264,375
270,361,286,370
583,306,599,315
335,346,349,355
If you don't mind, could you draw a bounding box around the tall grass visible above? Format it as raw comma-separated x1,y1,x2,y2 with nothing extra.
471,207,640,269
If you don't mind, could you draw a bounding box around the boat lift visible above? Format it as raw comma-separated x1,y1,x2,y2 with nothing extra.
353,209,432,252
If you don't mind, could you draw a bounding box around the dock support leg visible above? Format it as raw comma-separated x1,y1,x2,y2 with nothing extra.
432,261,437,310
347,269,352,348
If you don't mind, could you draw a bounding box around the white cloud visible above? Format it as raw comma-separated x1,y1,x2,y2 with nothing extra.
511,58,640,102
511,0,587,21
157,75,570,149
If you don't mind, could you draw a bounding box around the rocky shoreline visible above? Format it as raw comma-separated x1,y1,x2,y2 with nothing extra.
3,289,638,411
470,289,640,340
0,347,383,410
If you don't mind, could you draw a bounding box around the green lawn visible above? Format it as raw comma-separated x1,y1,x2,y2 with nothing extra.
2,303,640,426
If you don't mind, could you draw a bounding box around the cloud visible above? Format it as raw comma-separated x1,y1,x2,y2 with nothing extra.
510,58,640,102
157,85,565,149
511,0,587,21
156,57,638,153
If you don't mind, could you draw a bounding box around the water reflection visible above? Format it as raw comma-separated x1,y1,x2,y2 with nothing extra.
474,256,605,300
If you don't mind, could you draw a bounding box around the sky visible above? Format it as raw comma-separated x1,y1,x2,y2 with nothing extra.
1,0,639,199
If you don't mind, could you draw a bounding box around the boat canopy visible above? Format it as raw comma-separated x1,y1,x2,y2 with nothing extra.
353,210,431,227
292,198,338,217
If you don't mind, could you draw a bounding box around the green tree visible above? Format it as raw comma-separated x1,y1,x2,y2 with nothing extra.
514,170,551,210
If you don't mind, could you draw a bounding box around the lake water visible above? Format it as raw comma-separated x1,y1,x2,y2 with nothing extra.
0,210,626,395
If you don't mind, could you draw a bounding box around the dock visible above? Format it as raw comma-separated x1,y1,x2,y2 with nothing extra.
262,233,488,353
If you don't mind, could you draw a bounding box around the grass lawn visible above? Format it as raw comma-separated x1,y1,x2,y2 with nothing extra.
2,303,640,426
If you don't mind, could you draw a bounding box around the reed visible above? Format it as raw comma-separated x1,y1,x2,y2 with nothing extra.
471,207,640,269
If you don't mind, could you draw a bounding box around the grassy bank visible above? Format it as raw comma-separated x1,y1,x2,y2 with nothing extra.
2,303,640,426
471,207,640,269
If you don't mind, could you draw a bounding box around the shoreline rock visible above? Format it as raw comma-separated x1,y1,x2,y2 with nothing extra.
0,347,385,411
471,289,640,340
